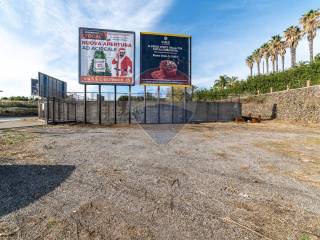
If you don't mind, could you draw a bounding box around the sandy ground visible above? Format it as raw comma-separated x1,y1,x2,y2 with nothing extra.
0,122,319,240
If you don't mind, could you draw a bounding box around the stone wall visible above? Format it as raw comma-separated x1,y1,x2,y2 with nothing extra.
241,85,320,122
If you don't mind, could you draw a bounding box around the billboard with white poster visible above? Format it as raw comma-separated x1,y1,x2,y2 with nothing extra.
79,27,135,85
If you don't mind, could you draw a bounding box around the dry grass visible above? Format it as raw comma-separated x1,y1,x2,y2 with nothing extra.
0,130,42,163
254,137,320,186
0,130,32,148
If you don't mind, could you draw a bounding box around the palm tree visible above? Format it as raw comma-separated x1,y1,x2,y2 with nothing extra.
284,26,302,67
300,9,320,62
228,76,238,87
253,48,262,75
260,43,271,74
269,35,282,72
278,41,287,71
246,56,254,77
214,75,230,90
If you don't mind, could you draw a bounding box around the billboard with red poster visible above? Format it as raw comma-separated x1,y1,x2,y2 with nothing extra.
79,28,135,85
140,32,191,86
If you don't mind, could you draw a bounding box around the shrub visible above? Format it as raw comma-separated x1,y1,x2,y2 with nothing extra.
195,61,320,101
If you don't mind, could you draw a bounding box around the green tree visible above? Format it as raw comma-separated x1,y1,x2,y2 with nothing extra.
253,48,263,75
214,75,230,90
260,43,271,74
246,56,254,77
300,9,320,62
269,35,282,72
279,41,287,71
284,26,302,67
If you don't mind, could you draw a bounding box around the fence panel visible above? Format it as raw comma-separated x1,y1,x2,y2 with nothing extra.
39,92,242,124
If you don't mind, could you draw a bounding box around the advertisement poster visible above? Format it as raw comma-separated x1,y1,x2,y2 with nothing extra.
140,32,191,85
79,28,135,85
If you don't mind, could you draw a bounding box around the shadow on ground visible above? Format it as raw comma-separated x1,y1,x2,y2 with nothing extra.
0,165,75,217
141,124,185,144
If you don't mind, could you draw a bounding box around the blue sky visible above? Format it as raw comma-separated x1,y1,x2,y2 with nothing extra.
0,0,319,96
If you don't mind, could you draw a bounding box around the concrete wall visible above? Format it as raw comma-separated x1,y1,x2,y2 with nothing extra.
241,85,320,122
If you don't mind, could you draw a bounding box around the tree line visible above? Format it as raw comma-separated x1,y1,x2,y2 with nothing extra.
246,9,319,76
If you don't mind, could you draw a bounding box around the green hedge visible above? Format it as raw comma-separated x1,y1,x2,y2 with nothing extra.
195,60,320,101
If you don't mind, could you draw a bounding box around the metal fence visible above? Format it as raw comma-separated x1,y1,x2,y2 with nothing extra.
38,90,241,124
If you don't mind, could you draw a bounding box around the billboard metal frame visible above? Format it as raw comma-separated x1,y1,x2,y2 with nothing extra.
31,78,39,96
38,72,67,99
140,32,192,87
78,27,136,86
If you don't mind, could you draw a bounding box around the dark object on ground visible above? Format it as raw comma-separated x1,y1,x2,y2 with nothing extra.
190,121,201,124
235,114,261,123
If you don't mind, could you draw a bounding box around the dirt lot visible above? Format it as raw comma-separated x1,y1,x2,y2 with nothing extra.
0,122,319,239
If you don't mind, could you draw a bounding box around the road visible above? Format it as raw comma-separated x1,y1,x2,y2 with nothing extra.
0,117,44,129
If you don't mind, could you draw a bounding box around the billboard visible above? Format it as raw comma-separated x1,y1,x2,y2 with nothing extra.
140,32,191,86
31,78,39,96
38,72,67,99
79,27,135,85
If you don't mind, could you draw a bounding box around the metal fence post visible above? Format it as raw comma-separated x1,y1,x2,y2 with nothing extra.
184,87,187,123
114,85,117,124
98,85,101,125
62,100,65,122
67,101,69,121
171,86,174,124
128,85,131,124
157,86,160,124
144,85,146,124
74,101,77,122
52,97,55,124
46,98,50,124
84,84,87,124
206,102,209,122
58,99,61,122
216,102,219,121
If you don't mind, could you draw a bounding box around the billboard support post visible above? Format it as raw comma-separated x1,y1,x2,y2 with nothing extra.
114,85,117,124
184,87,187,123
128,85,131,124
84,84,87,124
144,85,147,124
98,85,102,125
171,86,174,124
157,86,160,124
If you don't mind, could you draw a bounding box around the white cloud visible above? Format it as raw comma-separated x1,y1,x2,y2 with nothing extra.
0,0,172,97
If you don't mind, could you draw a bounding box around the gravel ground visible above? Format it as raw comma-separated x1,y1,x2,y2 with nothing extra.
0,122,319,240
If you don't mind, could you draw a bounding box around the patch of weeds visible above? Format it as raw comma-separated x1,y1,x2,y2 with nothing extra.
216,152,228,160
305,137,320,145
46,218,58,230
300,233,311,240
0,130,32,148
242,95,266,104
